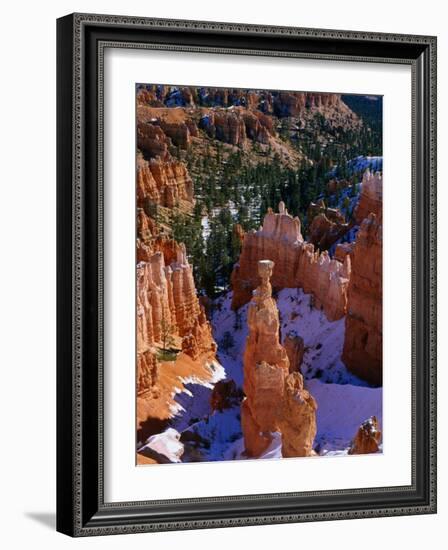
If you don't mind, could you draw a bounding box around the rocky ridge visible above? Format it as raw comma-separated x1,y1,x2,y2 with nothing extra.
231,202,351,321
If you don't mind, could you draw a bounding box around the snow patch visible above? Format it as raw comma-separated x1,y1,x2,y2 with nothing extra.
308,379,382,454
140,428,184,463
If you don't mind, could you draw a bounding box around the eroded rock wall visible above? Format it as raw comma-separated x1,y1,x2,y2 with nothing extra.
342,213,382,385
231,202,351,321
136,243,216,395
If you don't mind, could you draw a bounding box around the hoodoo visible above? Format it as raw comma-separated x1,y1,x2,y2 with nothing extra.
349,417,381,455
136,243,217,397
241,260,317,458
241,260,290,456
231,202,351,321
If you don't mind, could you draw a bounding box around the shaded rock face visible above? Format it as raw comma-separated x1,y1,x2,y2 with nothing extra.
354,171,382,224
231,202,351,321
137,350,159,397
334,242,354,264
210,380,243,412
278,372,317,458
307,199,350,251
342,213,382,385
136,243,217,395
283,331,305,374
241,260,316,458
349,416,381,455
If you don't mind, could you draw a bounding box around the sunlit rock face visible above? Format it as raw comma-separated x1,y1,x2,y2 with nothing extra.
278,372,317,458
241,260,290,456
137,155,193,209
349,416,381,455
231,202,351,321
136,243,217,396
342,213,382,385
136,105,194,209
354,170,383,224
241,260,316,458
199,107,276,147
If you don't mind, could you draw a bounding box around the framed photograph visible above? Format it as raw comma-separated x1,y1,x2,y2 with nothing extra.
57,13,437,536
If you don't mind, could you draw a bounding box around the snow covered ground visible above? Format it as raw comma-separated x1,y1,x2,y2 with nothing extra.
348,155,382,174
141,288,382,463
329,155,382,178
170,361,226,432
308,379,382,454
139,428,185,462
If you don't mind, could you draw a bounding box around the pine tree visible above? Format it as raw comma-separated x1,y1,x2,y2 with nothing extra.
160,307,175,352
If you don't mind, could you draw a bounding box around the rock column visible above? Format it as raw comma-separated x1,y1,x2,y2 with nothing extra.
241,260,317,458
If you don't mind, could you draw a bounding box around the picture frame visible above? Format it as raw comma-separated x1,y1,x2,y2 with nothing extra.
56,12,437,537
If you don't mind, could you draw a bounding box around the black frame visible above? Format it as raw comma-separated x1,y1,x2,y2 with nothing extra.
57,13,437,537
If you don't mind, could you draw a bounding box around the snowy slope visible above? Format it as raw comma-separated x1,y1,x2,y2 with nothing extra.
307,379,382,454
276,288,366,385
170,361,227,432
144,288,382,462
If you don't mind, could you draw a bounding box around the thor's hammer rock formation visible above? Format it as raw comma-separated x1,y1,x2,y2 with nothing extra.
241,260,317,458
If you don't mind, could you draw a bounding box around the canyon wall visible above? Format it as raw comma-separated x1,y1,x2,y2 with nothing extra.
342,171,383,385
199,107,275,147
137,241,217,396
137,105,194,209
241,260,317,458
231,202,351,321
137,85,358,122
342,212,382,385
137,155,194,209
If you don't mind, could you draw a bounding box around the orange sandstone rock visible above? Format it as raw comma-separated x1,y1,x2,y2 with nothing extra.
231,202,351,321
136,244,216,395
278,372,317,458
241,260,316,458
283,331,305,373
137,155,193,209
242,260,290,456
349,416,381,455
342,213,382,385
354,170,382,224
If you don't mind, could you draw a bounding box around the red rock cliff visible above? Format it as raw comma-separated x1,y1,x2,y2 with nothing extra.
199,106,276,147
137,155,193,209
342,213,382,385
231,202,351,321
136,243,217,395
137,106,194,209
